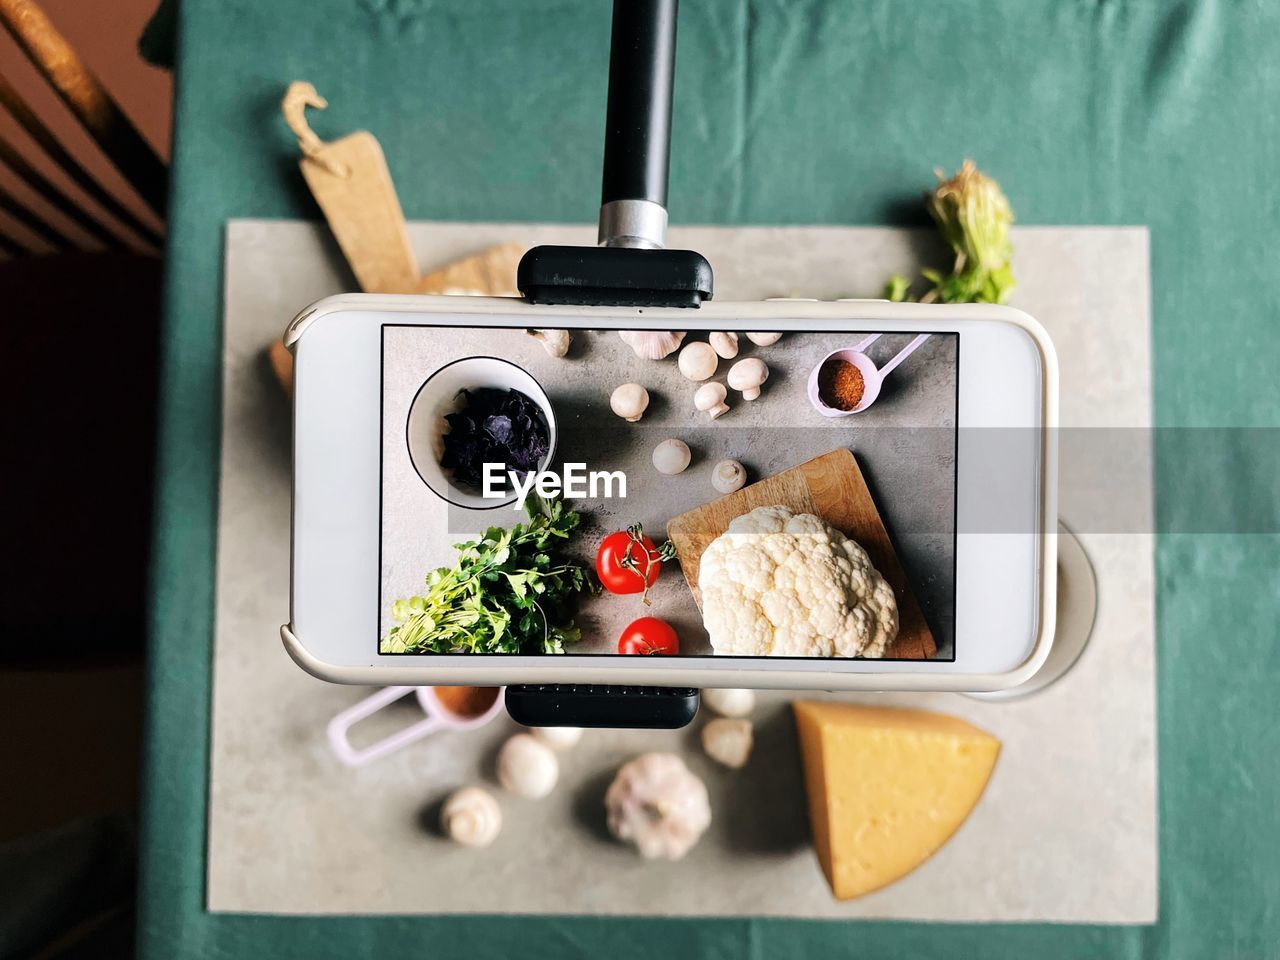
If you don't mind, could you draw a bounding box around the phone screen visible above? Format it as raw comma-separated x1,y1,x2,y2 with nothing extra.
378,325,957,661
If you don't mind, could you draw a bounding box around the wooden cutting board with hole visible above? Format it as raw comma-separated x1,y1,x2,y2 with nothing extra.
665,448,936,659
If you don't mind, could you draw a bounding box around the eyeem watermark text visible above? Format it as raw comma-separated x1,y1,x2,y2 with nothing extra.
483,462,626,510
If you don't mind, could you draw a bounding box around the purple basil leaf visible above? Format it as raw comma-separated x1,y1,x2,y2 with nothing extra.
439,385,549,491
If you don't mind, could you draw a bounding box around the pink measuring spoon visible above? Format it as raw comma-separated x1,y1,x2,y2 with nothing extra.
327,685,506,767
807,333,931,417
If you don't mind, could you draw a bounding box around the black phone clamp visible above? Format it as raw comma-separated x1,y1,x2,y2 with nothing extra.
508,0,705,729
516,0,712,310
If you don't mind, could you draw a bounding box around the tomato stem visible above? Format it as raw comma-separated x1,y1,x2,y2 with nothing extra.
615,522,677,605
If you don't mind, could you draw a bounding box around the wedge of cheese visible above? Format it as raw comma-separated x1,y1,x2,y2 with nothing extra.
792,701,1000,900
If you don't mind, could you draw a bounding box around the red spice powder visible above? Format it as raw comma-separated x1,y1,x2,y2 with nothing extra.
434,685,500,718
818,358,866,411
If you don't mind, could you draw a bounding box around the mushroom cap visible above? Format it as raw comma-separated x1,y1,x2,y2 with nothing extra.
694,381,728,409
652,438,692,475
497,733,559,798
702,687,755,717
746,332,783,346
711,458,747,493
610,383,650,421
701,717,754,769
727,357,769,391
677,341,719,381
709,332,740,359
440,786,503,847
532,726,584,751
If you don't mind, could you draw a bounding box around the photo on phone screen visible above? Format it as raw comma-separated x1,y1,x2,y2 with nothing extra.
378,325,957,661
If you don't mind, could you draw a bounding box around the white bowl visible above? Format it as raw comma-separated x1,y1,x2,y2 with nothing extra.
406,356,558,510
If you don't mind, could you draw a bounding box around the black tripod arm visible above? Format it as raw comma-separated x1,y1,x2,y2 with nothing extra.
598,0,677,249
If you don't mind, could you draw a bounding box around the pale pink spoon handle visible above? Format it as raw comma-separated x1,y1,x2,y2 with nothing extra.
877,334,929,378
853,333,881,352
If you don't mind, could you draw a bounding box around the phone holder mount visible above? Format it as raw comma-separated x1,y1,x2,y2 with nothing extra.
507,0,704,729
517,0,711,310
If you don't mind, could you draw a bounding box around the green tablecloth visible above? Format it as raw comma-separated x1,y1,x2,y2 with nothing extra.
143,0,1280,956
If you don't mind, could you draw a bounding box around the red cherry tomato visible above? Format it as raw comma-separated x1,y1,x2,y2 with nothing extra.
596,528,663,596
618,617,680,656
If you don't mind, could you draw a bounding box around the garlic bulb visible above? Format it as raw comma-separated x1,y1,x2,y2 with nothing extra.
619,330,685,360
605,753,711,860
702,687,755,718
497,733,559,798
440,786,502,847
701,718,754,769
532,726,583,751
526,328,571,358
653,438,692,475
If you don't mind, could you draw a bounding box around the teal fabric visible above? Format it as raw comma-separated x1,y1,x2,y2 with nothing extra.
144,0,1280,956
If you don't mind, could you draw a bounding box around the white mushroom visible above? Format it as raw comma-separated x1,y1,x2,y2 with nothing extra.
677,341,719,381
532,726,583,751
652,438,692,475
526,328,571,358
440,786,502,847
619,330,685,360
711,459,747,493
709,331,739,359
701,717,754,769
610,383,650,422
702,687,755,718
746,332,783,346
727,358,769,400
604,753,711,860
694,382,730,419
497,733,559,799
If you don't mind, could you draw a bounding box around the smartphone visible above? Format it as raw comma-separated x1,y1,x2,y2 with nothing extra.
283,295,1057,692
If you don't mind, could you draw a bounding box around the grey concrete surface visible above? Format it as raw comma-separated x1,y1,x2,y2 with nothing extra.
380,326,957,656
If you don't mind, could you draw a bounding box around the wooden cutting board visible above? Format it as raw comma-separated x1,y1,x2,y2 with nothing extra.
267,243,524,394
665,448,936,659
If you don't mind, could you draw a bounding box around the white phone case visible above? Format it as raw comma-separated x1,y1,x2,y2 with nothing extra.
284,295,1058,692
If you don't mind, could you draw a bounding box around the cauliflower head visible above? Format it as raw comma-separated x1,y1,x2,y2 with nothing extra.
699,505,898,658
